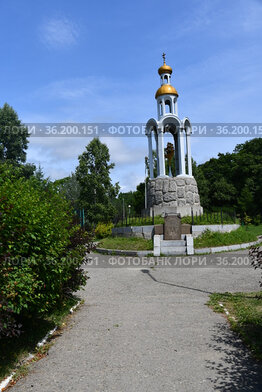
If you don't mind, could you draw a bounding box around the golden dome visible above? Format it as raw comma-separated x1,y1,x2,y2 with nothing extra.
155,84,178,98
158,63,172,75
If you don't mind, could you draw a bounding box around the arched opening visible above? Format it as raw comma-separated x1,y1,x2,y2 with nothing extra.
165,125,179,177
164,75,168,84
183,119,192,176
159,101,163,116
185,132,188,174
162,118,182,177
165,99,171,113
146,119,159,179
152,129,158,178
158,100,164,116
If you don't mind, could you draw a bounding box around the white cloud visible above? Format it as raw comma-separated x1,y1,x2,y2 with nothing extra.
27,136,148,191
39,17,79,49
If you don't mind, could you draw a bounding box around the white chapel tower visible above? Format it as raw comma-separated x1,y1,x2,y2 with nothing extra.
145,54,202,217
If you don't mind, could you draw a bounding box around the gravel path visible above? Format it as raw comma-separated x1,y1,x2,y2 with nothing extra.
12,252,262,391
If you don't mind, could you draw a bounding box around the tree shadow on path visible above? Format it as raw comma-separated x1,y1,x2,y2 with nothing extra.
141,269,262,391
206,322,262,391
140,268,213,294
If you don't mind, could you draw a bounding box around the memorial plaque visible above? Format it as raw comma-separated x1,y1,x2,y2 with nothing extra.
164,213,181,240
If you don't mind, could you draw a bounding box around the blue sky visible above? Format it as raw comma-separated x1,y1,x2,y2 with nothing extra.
1,0,262,190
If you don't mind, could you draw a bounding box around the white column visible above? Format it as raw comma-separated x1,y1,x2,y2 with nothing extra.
171,98,175,115
175,99,178,116
177,128,186,176
173,134,179,176
157,127,166,177
154,132,159,176
157,100,160,119
147,132,154,178
186,130,192,176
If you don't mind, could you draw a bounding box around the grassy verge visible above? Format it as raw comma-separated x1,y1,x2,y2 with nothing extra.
194,225,262,249
98,236,153,251
208,292,262,360
0,295,80,382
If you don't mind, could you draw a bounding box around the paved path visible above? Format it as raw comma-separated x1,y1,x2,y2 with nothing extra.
12,252,262,391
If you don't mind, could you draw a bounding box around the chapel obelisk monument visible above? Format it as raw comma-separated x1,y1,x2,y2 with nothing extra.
145,54,203,217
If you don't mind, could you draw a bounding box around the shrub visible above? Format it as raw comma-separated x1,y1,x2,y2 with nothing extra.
0,163,92,337
95,222,114,238
253,215,261,226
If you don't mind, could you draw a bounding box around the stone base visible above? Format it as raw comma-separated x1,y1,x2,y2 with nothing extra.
147,176,203,218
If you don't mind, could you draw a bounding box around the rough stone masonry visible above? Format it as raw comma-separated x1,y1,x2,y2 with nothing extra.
147,176,203,217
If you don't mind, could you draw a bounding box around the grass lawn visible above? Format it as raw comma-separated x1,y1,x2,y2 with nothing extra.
98,236,153,251
0,296,79,382
194,225,262,249
208,292,262,360
98,225,262,251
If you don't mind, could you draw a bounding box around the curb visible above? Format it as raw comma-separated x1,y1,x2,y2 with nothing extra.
0,301,81,391
96,248,152,257
219,302,236,321
96,236,261,257
195,237,262,254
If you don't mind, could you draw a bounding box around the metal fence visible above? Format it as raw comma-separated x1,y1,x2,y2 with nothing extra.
190,208,237,225
113,210,155,227
113,208,237,228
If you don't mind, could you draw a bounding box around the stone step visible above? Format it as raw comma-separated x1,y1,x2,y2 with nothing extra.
161,247,187,255
161,240,186,247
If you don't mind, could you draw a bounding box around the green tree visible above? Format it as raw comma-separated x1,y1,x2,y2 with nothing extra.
115,191,135,218
193,165,210,209
0,103,29,163
238,183,254,215
54,173,80,209
211,177,236,207
76,138,119,224
194,138,262,217
133,182,146,214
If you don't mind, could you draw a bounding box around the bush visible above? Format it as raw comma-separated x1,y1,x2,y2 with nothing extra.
253,215,261,226
0,163,92,337
95,222,114,238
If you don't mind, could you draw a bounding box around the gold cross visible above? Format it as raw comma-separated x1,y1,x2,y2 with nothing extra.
162,52,166,64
